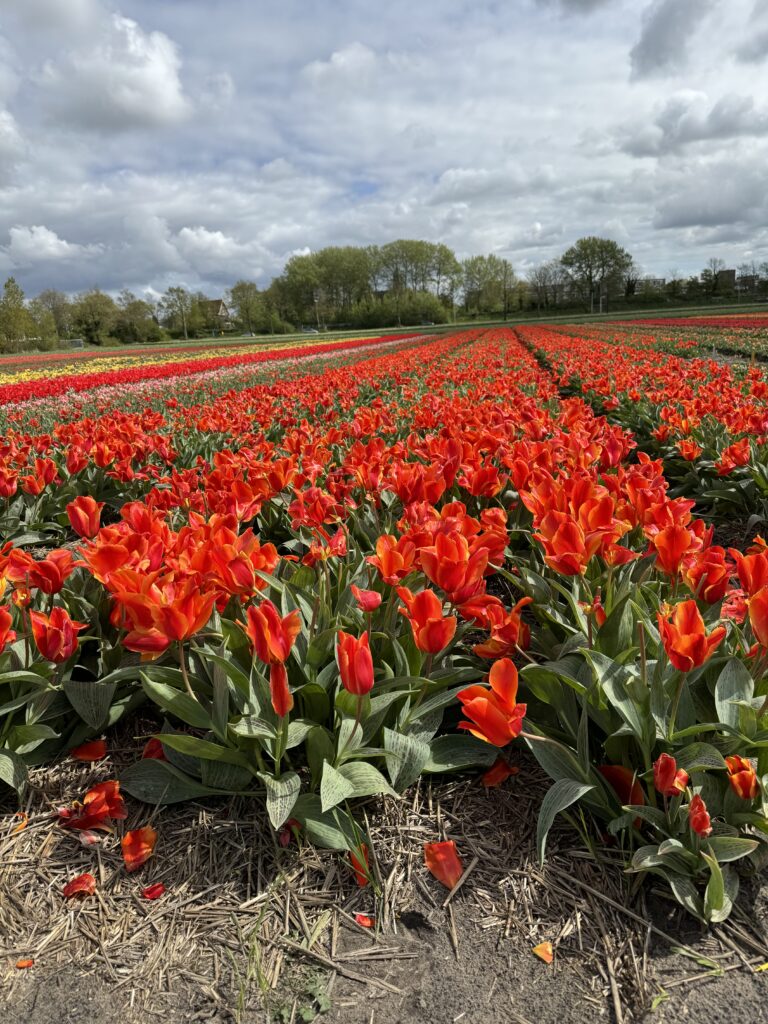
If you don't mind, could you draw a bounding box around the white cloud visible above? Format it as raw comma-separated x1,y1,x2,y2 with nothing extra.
6,225,100,264
39,14,191,132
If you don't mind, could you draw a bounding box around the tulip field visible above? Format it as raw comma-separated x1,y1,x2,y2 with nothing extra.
2,316,768,974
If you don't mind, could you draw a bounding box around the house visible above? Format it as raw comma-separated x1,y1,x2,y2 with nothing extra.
199,298,232,333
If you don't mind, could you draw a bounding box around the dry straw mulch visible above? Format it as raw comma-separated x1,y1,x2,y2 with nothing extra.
2,733,768,1023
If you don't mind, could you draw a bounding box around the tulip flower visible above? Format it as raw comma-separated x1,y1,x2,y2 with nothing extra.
457,658,526,747
598,765,645,808
66,495,105,539
337,630,374,696
0,605,16,655
268,662,293,717
725,755,759,800
657,600,726,672
63,872,97,899
424,840,464,889
239,600,301,666
689,794,712,838
419,530,488,603
122,826,158,872
652,753,689,797
748,585,768,648
397,587,457,654
29,606,86,663
366,534,416,585
350,584,382,612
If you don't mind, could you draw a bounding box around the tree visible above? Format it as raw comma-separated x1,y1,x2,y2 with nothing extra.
560,237,633,311
158,286,192,340
0,278,33,352
460,255,514,317
36,288,71,338
229,280,265,333
113,291,161,344
701,257,726,298
27,299,58,350
71,290,118,346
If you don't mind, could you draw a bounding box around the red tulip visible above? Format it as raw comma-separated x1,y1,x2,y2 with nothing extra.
122,826,158,872
350,584,382,612
748,585,768,648
268,661,293,717
457,658,526,746
337,630,374,696
141,738,167,760
66,495,105,539
239,600,301,666
657,600,726,672
0,605,16,654
424,840,464,889
652,753,689,797
30,607,86,663
725,755,759,800
689,794,712,837
598,765,645,808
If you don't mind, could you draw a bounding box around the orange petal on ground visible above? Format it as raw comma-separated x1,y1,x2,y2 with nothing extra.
424,840,464,889
122,826,158,872
15,958,34,969
62,872,97,898
532,941,554,964
142,883,166,900
69,739,107,762
11,812,28,833
354,913,375,928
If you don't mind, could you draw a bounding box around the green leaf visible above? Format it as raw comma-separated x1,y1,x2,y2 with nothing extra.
706,836,759,863
259,770,301,829
285,718,315,749
63,678,117,729
715,659,754,730
383,727,430,790
582,650,645,741
702,849,725,917
669,876,705,920
121,758,240,805
292,793,357,850
141,675,212,730
674,742,727,774
200,760,254,791
424,734,496,773
537,779,594,863
338,761,397,800
155,733,254,772
306,726,335,787
230,715,275,740
0,748,28,793
524,727,591,785
320,760,355,812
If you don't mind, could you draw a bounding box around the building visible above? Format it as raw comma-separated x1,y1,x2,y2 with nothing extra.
199,298,232,334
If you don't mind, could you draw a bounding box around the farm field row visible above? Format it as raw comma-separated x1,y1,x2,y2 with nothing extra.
1,324,767,936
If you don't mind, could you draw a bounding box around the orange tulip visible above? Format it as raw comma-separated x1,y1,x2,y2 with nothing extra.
66,495,105,539
748,585,768,647
350,584,382,612
652,753,689,797
457,658,526,746
239,600,301,666
268,661,293,717
30,607,86,663
730,548,768,597
397,587,456,654
657,600,726,672
725,755,759,800
419,530,488,603
110,571,216,656
598,764,645,808
70,739,107,762
689,794,712,837
63,872,97,898
424,840,464,889
337,630,374,696
366,534,416,585
122,826,157,872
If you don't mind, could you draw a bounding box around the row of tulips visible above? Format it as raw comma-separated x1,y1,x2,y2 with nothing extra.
1,326,767,922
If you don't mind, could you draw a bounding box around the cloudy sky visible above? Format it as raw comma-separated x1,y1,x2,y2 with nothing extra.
0,0,766,297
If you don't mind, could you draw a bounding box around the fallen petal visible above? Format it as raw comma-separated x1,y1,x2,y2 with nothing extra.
69,739,107,762
354,913,375,928
63,872,97,898
142,883,166,900
532,941,554,964
122,826,158,872
424,840,464,889
15,958,34,969
11,812,28,833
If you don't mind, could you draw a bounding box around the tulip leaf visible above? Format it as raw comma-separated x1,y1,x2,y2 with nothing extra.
702,849,725,916
705,836,759,863
0,748,28,793
424,734,496,774
537,779,594,864
154,733,255,772
141,675,212,730
200,760,254,791
674,742,727,773
121,758,247,805
293,793,357,851
338,761,398,800
259,770,301,829
715,659,754,730
320,760,355,812
384,727,430,790
63,678,117,729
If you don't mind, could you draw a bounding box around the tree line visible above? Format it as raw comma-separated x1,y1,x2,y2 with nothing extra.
1,236,766,352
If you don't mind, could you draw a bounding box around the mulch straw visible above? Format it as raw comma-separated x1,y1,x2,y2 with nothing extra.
2,732,767,1021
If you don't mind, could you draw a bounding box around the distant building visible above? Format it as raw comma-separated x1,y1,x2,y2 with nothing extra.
716,269,737,291
199,298,232,333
